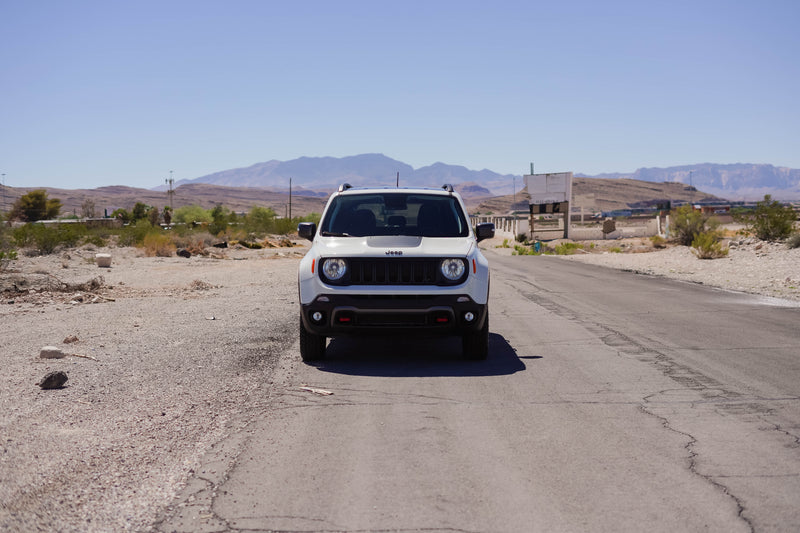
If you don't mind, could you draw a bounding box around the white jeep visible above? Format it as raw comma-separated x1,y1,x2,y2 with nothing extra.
297,184,495,361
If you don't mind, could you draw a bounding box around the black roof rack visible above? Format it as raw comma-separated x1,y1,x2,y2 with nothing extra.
441,184,454,192
338,183,353,192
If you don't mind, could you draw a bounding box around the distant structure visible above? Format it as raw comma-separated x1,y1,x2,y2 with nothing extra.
524,172,573,239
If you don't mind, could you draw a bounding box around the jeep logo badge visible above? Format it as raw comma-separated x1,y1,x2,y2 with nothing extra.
385,250,403,256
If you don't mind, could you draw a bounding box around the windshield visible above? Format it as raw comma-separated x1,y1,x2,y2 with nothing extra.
319,193,470,237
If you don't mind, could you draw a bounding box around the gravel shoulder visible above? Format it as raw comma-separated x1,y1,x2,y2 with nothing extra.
0,244,306,532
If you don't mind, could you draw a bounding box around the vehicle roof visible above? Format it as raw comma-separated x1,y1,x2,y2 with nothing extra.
335,185,458,196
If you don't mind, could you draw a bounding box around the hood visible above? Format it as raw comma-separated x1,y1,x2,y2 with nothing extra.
314,235,475,257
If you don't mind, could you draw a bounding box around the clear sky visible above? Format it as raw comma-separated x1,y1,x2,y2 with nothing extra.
1,0,798,190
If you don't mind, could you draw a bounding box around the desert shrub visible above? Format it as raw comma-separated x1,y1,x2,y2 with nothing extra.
243,206,278,235
650,235,667,249
142,232,176,257
172,230,216,249
787,233,800,249
118,219,157,247
81,233,107,247
208,204,231,236
670,204,719,246
691,231,729,259
0,249,17,271
735,195,796,241
12,223,82,254
512,244,537,255
554,242,582,255
609,246,622,253
0,218,17,271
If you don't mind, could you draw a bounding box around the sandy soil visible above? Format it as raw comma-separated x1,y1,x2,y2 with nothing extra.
0,243,307,532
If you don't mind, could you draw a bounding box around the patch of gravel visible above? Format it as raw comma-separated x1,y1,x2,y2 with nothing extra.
0,244,307,532
555,238,800,302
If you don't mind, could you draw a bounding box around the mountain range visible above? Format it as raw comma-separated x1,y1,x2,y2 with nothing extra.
166,155,800,201
165,154,521,198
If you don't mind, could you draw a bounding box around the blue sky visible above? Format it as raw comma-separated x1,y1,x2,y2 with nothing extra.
1,0,798,190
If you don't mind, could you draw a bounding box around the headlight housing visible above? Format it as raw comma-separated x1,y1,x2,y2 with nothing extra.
440,258,466,281
321,258,348,281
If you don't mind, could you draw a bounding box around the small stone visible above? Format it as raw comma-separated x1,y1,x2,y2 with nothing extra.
40,346,66,359
63,335,79,344
177,249,191,258
37,371,68,389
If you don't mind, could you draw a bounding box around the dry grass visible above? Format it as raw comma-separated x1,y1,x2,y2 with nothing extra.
142,233,176,257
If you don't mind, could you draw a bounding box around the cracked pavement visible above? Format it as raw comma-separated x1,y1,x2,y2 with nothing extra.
155,252,800,532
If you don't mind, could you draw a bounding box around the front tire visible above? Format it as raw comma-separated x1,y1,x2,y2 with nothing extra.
300,316,326,362
462,311,489,360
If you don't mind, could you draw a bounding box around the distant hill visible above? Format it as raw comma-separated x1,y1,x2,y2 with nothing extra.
166,155,800,201
580,163,800,201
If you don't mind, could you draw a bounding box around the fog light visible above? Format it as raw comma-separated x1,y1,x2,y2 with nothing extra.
311,311,323,323
464,312,475,322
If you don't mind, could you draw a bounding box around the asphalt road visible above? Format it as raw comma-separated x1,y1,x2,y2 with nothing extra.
157,253,800,533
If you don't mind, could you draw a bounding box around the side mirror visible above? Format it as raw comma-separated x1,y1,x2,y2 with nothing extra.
298,222,316,241
475,223,495,242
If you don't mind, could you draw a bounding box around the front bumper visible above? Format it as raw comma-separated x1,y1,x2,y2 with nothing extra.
300,293,488,337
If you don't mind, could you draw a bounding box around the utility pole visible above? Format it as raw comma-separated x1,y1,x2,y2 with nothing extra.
1,173,5,215
289,177,292,220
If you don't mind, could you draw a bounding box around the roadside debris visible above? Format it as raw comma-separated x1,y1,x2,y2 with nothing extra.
63,335,80,344
95,253,112,268
37,370,68,389
176,249,192,258
299,386,333,396
39,346,98,361
40,346,66,359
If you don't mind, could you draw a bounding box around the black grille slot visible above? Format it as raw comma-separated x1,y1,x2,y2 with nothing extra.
350,258,439,285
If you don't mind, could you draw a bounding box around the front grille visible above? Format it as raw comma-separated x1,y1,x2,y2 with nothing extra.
320,258,466,286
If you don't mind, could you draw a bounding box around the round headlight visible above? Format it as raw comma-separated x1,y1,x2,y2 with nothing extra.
322,258,347,281
440,258,465,281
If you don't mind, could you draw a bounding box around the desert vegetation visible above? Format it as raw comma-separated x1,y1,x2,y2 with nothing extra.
3,196,320,257
734,194,797,242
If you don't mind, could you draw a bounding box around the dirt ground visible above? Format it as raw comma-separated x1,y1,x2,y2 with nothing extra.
2,232,798,531
0,243,307,532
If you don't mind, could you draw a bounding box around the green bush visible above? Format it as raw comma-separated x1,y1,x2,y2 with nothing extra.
735,194,796,241
8,190,62,222
691,231,729,259
12,223,82,254
0,222,17,271
554,242,582,255
118,219,158,247
787,233,800,249
174,205,213,225
670,204,718,246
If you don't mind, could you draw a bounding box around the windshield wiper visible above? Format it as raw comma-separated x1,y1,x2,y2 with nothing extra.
320,231,351,237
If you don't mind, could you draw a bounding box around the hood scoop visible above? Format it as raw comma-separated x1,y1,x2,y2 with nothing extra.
366,236,422,248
